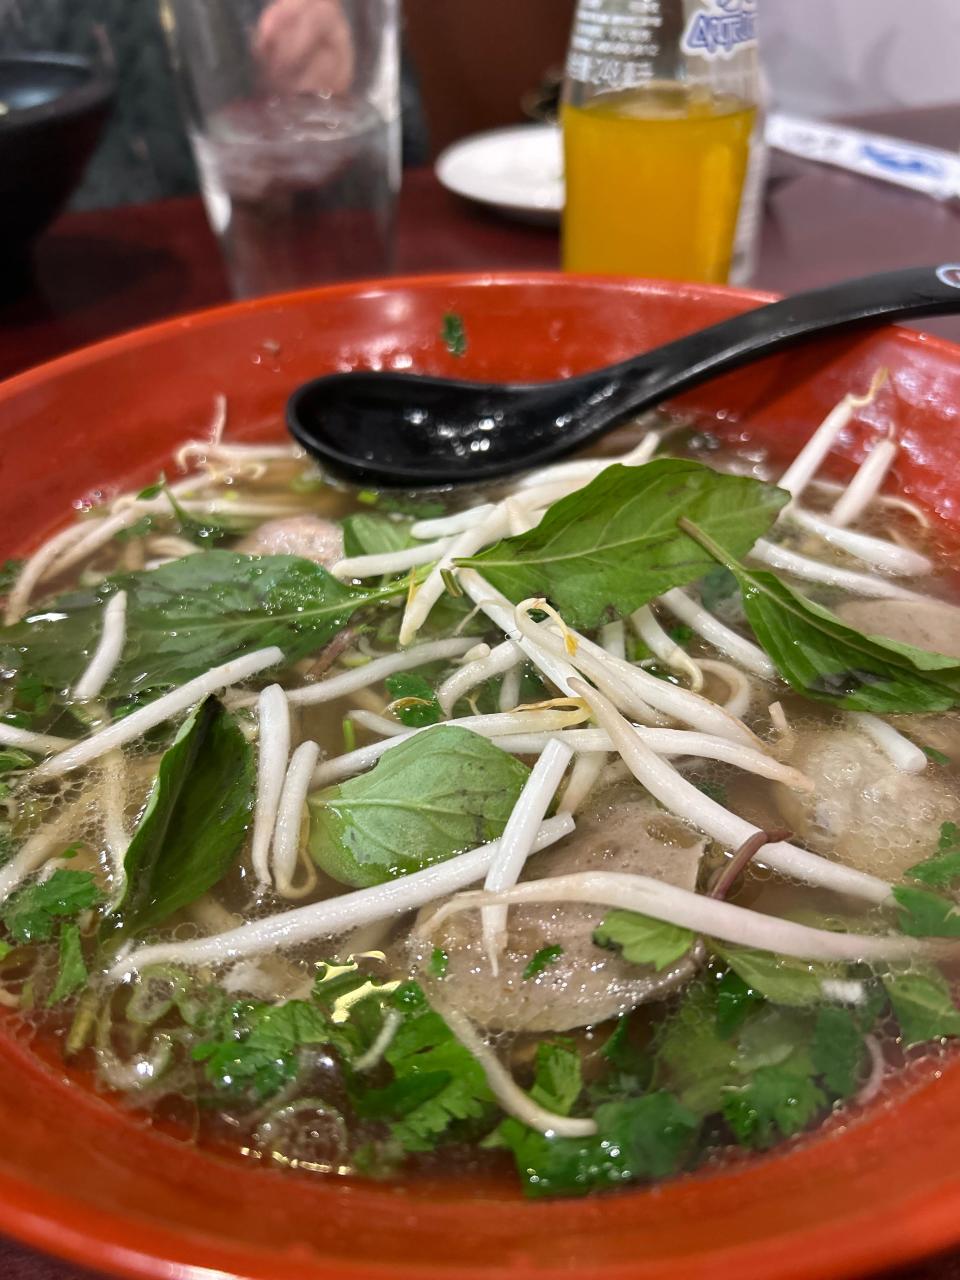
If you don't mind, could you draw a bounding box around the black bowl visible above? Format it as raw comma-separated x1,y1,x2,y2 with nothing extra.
0,53,114,252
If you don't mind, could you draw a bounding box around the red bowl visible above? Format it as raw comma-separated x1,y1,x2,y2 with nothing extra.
2,273,960,1280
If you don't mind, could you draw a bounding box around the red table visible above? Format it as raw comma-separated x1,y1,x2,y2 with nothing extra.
3,107,960,1280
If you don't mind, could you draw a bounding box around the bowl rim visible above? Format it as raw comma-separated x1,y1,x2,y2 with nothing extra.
4,270,960,1280
0,51,115,133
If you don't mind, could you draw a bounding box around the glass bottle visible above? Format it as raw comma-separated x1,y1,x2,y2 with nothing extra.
561,0,762,284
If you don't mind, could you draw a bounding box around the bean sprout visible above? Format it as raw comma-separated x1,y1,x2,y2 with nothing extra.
787,509,932,577
0,724,72,754
332,537,454,581
556,751,607,814
751,540,928,601
856,1035,887,1106
570,678,892,904
234,637,475,711
250,685,291,887
272,741,320,896
72,591,128,701
830,436,898,527
498,662,523,713
33,647,284,780
631,606,703,689
481,739,573,974
410,505,496,540
849,712,928,774
107,815,575,977
698,660,753,719
441,1006,597,1138
778,370,887,499
421,872,916,964
657,588,775,678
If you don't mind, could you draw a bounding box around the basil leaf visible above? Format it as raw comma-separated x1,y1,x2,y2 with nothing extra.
594,910,694,971
0,749,33,776
2,552,405,699
712,943,842,1007
906,822,960,890
883,968,960,1045
109,697,254,937
48,924,88,1005
308,725,531,888
342,514,416,559
683,525,960,714
460,461,787,629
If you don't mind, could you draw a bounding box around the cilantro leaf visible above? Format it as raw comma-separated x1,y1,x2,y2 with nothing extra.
723,1062,827,1149
893,885,960,938
441,312,467,358
385,673,441,728
192,999,336,1103
522,945,564,980
529,1041,582,1115
811,1006,864,1098
713,943,842,1007
906,822,960,890
593,910,694,971
883,968,960,1046
358,983,494,1152
652,981,739,1115
715,969,764,1038
428,947,448,978
48,924,88,1005
2,869,100,945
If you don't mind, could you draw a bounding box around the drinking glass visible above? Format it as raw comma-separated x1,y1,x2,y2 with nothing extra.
160,0,400,298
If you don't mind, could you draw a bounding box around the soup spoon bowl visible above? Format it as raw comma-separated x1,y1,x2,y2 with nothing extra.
287,264,960,487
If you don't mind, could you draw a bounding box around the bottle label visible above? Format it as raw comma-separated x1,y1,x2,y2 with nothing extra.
681,0,757,61
566,0,664,90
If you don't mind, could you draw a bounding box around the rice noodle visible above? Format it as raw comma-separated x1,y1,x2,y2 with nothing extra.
332,537,454,581
72,591,128,701
569,678,892,904
631,606,703,689
272,741,320,896
787,508,932,577
657,589,775,678
237,637,475,710
250,685,291,887
33,646,284,780
830,436,898,527
777,371,886,499
751,540,928,601
441,1006,598,1138
107,815,576,977
0,724,72,754
849,712,928,774
420,872,916,964
481,739,573,974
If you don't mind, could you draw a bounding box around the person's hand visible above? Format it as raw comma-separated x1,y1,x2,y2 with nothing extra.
254,0,355,95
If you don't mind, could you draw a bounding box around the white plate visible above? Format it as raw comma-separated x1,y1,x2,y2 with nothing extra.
435,124,563,225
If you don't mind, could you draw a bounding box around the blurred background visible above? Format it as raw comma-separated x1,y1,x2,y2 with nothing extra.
0,0,956,210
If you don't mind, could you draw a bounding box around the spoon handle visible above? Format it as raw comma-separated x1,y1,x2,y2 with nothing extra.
600,264,960,413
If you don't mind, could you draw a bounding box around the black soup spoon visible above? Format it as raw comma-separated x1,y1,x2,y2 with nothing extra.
287,264,960,488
